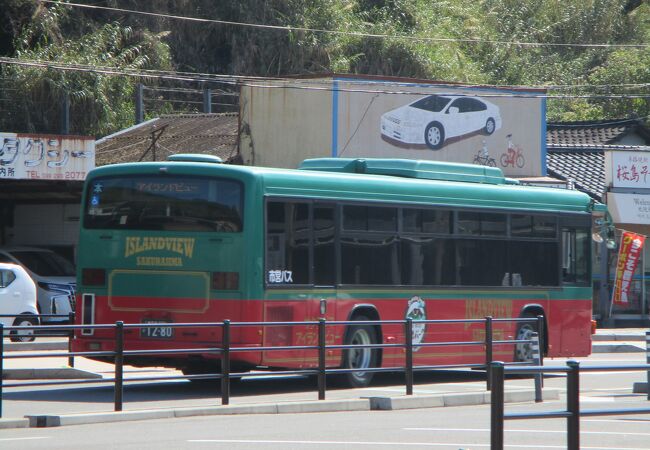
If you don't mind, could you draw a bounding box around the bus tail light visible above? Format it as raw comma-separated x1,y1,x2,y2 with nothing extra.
212,272,239,290
81,293,95,336
82,268,106,286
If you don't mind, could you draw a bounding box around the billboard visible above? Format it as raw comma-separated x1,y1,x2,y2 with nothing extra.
240,77,546,177
0,133,94,181
333,79,545,177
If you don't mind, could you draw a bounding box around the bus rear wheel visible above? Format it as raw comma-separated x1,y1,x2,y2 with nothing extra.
515,314,542,363
340,315,379,388
182,362,221,383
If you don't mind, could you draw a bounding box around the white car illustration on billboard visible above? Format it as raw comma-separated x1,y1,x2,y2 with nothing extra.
380,94,502,150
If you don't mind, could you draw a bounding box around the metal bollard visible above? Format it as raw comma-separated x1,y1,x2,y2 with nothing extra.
536,315,545,368
490,361,505,450
114,321,124,412
318,319,326,400
68,312,75,368
405,318,413,396
566,360,580,450
485,316,493,391
221,320,231,405
531,332,543,402
645,331,650,400
0,323,3,418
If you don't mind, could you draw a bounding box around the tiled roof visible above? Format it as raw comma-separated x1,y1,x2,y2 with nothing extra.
546,150,605,200
547,119,649,147
95,113,239,166
546,119,650,200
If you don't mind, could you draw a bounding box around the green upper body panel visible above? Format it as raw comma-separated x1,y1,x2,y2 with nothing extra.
86,157,596,214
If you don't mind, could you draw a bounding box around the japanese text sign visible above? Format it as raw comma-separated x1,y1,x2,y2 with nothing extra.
0,132,95,181
612,231,646,305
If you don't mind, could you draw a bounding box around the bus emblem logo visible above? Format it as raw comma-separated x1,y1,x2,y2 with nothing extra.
406,296,426,351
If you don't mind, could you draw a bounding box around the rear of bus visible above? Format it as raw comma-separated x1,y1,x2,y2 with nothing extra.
73,158,261,371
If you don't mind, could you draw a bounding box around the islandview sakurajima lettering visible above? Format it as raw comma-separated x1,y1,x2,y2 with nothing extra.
124,236,196,267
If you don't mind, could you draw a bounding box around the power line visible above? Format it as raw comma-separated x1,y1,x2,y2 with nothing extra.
43,0,650,49
2,56,649,94
1,57,650,100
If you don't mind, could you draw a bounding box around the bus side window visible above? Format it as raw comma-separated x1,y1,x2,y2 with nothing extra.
313,205,335,286
562,228,590,284
266,201,310,285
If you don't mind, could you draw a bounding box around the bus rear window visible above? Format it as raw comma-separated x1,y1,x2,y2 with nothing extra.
84,176,243,232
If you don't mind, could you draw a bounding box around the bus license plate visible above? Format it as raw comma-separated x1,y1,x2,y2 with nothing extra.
141,320,174,339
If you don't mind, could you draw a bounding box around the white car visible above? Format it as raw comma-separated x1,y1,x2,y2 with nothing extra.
380,94,502,150
0,247,75,323
0,262,39,342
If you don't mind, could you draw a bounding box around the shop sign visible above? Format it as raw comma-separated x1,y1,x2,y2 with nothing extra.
0,133,94,181
606,192,650,225
610,151,650,189
612,231,645,305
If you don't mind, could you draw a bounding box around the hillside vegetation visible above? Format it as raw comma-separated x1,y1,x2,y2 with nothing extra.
0,0,648,136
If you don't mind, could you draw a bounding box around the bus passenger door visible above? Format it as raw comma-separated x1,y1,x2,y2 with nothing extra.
308,204,338,367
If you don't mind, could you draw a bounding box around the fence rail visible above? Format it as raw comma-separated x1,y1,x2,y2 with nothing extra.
0,315,544,416
490,348,650,450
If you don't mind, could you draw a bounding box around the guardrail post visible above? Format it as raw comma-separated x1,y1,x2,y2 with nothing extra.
318,318,326,400
0,323,4,418
536,315,545,369
485,316,493,391
566,360,580,450
490,361,505,450
531,332,542,403
405,318,414,396
68,312,75,367
646,331,650,401
114,321,124,412
221,320,231,406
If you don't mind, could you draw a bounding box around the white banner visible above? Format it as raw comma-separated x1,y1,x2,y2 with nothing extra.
0,133,95,181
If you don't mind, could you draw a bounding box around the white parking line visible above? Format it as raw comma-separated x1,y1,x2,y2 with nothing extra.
189,439,490,447
405,427,650,436
0,437,49,442
187,439,649,449
583,418,650,423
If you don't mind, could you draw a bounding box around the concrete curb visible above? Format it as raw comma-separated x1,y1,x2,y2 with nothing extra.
4,341,68,352
592,343,645,353
2,368,103,380
368,388,560,410
0,418,30,429
593,334,646,342
16,389,557,428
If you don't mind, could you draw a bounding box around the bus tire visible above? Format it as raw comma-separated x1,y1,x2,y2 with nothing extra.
182,362,220,383
10,315,37,343
339,315,379,388
514,314,539,363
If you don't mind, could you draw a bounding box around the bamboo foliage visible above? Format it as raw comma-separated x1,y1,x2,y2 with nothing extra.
0,0,648,136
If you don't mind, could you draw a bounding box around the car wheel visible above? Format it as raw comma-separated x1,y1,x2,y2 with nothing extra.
484,118,496,135
424,122,445,150
10,316,37,343
339,315,379,388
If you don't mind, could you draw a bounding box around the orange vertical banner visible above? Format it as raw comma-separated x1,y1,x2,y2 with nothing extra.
612,231,646,305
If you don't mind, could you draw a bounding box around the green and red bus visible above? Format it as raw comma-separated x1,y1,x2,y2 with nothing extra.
73,155,606,386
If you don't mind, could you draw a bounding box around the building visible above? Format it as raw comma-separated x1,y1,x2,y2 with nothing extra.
0,113,240,261
547,118,650,326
